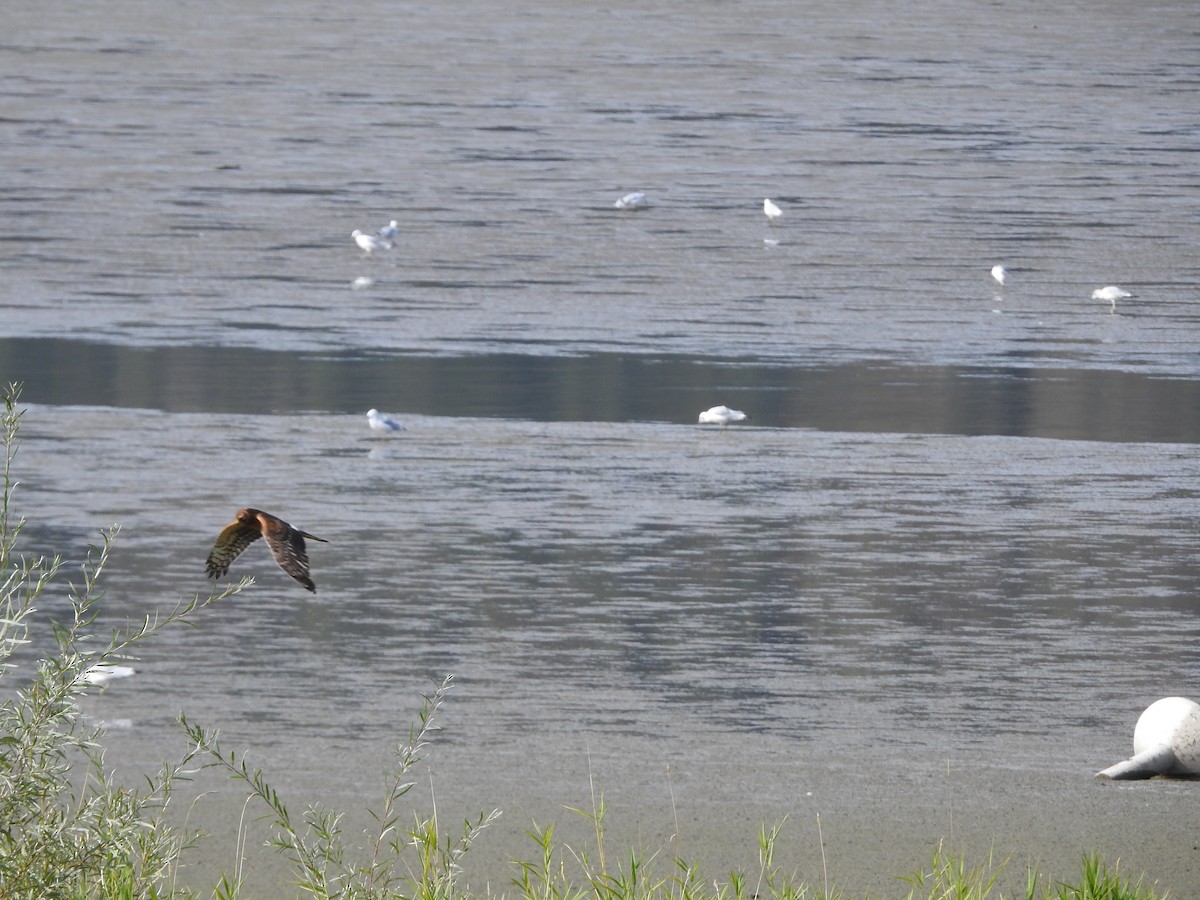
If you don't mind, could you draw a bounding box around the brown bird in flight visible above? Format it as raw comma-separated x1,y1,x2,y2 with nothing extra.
206,508,329,593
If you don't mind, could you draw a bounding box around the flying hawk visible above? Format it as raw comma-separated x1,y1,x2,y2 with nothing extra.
206,508,328,593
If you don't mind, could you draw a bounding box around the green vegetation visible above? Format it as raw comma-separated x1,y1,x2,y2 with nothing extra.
0,384,245,897
179,676,500,900
899,843,1165,900
0,384,1173,899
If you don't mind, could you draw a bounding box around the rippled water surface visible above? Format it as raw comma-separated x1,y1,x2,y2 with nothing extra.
3,0,1200,894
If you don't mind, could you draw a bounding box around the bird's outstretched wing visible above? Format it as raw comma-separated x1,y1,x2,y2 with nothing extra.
206,518,263,579
259,513,328,593
206,508,328,592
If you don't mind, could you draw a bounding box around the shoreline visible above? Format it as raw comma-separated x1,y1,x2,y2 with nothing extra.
166,735,1199,898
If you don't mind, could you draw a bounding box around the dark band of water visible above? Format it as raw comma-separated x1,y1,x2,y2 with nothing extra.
3,336,1198,443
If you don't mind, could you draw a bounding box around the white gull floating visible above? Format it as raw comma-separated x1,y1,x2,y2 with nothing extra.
352,229,393,254
367,408,406,434
614,191,648,210
698,405,750,426
80,664,137,688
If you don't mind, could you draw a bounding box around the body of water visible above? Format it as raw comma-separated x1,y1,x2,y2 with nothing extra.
2,0,1199,895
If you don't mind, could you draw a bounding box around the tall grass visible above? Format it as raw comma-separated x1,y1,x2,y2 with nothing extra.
1049,854,1167,900
513,813,825,900
180,675,501,900
899,841,1013,899
0,383,1175,899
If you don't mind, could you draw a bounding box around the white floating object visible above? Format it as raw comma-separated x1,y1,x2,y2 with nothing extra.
763,198,782,222
367,408,406,434
614,191,647,210
352,229,393,254
351,276,375,290
96,718,134,730
81,664,136,688
991,265,1007,286
698,405,750,426
1097,697,1200,779
1091,285,1131,310
378,219,399,240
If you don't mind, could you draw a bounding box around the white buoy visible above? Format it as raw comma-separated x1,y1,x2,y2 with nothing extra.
1096,697,1200,779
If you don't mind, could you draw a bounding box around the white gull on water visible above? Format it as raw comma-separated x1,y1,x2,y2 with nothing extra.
81,664,137,688
698,405,750,426
763,198,782,222
1091,285,1131,310
352,229,392,254
991,265,1007,286
367,408,406,433
614,191,647,210
378,219,399,240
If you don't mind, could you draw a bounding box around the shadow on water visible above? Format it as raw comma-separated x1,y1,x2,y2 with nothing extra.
3,336,1199,443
